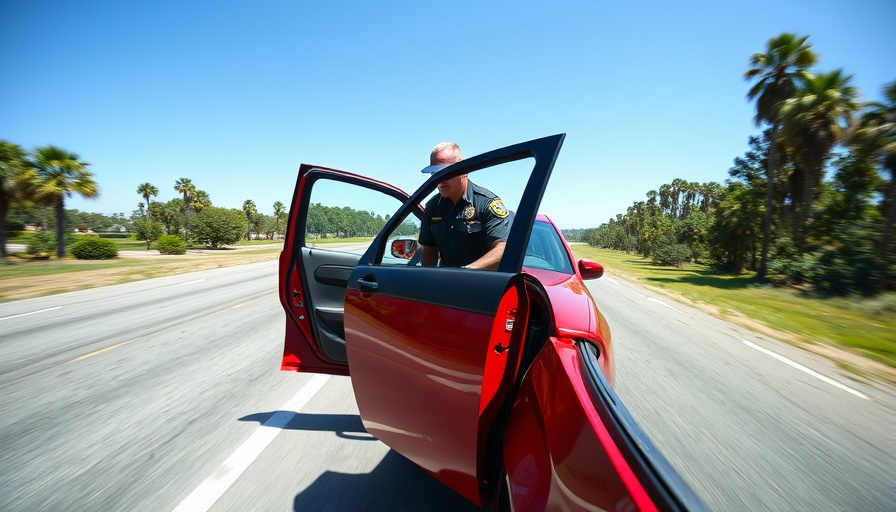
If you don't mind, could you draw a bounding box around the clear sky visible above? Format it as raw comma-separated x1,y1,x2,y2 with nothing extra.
2,0,893,229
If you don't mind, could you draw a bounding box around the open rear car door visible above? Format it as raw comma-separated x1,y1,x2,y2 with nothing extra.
280,134,705,510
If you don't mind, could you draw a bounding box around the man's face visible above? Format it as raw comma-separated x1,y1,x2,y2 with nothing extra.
437,175,466,200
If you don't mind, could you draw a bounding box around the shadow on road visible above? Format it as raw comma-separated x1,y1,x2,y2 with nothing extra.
292,449,481,512
238,411,375,442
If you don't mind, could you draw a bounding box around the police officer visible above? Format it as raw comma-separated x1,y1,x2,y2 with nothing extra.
418,142,510,269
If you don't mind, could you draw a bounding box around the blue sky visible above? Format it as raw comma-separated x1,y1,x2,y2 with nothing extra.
2,0,893,229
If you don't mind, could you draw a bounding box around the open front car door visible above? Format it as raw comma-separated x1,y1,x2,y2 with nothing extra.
280,135,705,511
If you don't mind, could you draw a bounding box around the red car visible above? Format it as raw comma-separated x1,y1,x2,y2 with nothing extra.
279,134,703,511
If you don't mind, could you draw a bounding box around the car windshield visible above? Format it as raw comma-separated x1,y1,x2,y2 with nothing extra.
523,220,574,274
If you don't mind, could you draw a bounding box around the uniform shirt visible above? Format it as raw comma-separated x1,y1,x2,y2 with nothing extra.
418,180,511,267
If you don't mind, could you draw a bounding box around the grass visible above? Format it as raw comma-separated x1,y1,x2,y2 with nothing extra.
574,246,896,372
307,236,374,245
0,257,135,278
0,242,283,302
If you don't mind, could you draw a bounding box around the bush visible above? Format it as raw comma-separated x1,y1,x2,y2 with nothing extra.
70,236,118,260
133,219,164,249
26,231,56,257
25,231,75,257
156,234,187,255
191,207,247,248
651,242,691,267
98,233,131,238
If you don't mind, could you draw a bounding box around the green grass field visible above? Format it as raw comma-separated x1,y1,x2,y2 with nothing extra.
573,246,896,370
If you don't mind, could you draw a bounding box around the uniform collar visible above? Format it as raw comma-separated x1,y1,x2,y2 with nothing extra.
460,180,476,205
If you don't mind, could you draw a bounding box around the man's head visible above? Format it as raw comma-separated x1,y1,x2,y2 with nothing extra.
422,142,467,202
420,142,463,174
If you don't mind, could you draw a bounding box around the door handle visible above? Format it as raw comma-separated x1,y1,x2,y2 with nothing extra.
357,278,378,292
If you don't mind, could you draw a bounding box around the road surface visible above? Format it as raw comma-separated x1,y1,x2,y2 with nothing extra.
0,259,893,511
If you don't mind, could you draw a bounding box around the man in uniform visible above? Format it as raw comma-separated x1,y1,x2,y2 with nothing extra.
418,142,510,270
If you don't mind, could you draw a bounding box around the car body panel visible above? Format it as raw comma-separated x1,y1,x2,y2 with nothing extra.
344,276,529,504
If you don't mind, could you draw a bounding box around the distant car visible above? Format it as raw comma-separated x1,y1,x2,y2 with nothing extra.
279,134,703,511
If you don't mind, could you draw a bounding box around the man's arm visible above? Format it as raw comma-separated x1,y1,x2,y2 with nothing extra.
421,245,439,267
463,240,505,270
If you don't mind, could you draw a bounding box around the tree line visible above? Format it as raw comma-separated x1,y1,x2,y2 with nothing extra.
305,203,390,239
0,142,294,255
577,33,894,296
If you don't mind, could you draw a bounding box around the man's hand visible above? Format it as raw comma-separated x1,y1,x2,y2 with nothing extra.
421,245,439,267
464,241,505,270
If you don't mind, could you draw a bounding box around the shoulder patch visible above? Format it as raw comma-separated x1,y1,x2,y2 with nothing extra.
488,198,509,219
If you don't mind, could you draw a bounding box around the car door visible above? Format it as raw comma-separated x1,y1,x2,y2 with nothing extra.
281,134,703,510
281,135,564,504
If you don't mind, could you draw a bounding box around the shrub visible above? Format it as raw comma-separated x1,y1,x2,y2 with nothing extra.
156,234,187,255
133,219,164,249
98,233,131,238
651,242,691,267
26,231,56,257
25,231,75,257
191,207,247,248
70,236,118,260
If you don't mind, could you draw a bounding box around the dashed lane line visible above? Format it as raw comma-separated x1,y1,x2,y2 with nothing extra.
0,306,62,321
648,297,678,311
742,339,868,400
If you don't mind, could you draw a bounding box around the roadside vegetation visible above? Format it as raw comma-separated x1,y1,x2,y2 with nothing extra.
565,33,894,299
573,246,895,380
0,239,282,302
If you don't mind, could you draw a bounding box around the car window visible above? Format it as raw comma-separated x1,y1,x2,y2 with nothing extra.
524,220,575,274
302,178,406,258
373,157,537,270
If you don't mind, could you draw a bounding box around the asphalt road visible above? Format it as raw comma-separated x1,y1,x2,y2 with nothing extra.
0,260,893,511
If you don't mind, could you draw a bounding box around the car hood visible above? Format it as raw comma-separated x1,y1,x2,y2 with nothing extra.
523,267,596,335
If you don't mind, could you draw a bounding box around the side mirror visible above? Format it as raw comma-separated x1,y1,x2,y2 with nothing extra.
391,239,419,260
578,258,604,280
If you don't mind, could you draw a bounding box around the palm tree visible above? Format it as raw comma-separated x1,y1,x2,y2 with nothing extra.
242,199,257,240
191,190,212,213
273,201,285,222
136,182,158,219
745,32,817,277
853,81,896,288
30,146,99,258
0,141,33,257
273,201,286,239
174,178,195,240
780,69,858,254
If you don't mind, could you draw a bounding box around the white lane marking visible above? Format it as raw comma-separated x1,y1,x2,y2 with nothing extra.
606,277,621,285
648,297,678,311
68,340,132,363
172,374,331,512
0,306,62,321
742,340,868,400
174,279,206,286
